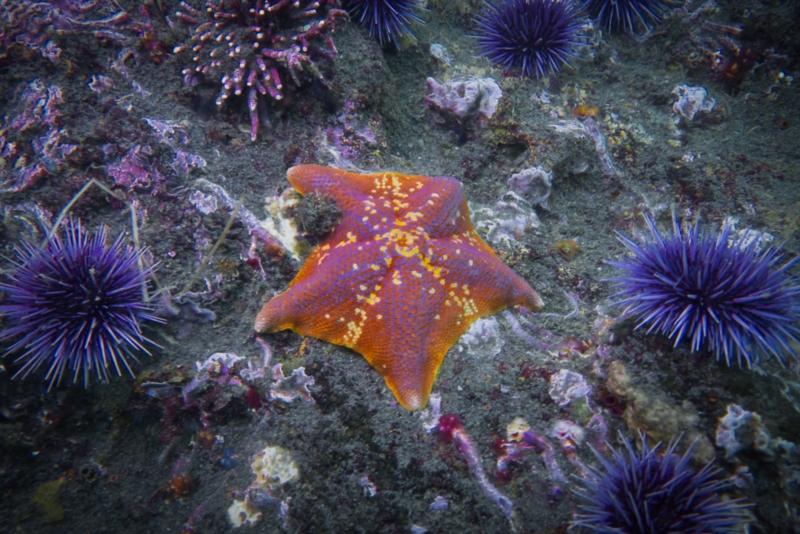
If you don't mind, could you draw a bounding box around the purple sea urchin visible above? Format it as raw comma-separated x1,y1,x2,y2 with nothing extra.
343,0,423,46
174,0,346,141
572,433,751,533
0,220,162,389
581,0,666,35
474,0,583,78
610,213,800,367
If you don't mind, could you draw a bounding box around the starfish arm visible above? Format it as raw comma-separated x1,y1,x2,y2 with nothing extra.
403,179,473,238
428,231,544,313
288,165,473,241
351,254,450,410
254,240,389,335
288,164,386,200
352,234,541,409
257,165,544,411
288,165,398,241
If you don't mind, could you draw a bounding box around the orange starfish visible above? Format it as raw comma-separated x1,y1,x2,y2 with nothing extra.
255,165,543,410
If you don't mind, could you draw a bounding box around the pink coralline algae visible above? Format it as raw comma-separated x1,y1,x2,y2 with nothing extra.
436,413,515,521
100,117,206,194
106,145,166,191
174,0,347,141
0,0,137,62
1,79,77,193
175,338,315,408
322,100,383,167
139,339,314,443
495,426,568,501
425,77,502,130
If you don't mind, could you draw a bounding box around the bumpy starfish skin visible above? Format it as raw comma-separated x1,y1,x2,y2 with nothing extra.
255,165,543,410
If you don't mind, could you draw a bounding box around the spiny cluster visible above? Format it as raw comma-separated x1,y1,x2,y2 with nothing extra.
174,0,347,141
610,213,800,368
475,0,584,78
343,0,423,47
581,0,667,35
0,219,162,389
573,434,751,533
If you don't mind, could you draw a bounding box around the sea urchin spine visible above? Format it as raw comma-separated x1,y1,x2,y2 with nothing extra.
610,213,800,368
581,0,667,35
0,220,162,389
572,433,751,533
343,0,423,47
475,0,584,78
174,0,347,141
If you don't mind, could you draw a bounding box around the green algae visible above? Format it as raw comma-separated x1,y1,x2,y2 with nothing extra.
31,477,65,524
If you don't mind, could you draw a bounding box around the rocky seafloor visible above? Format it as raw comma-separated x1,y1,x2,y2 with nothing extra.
1,1,799,533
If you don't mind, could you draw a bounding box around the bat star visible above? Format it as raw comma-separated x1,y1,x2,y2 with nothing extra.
255,164,543,410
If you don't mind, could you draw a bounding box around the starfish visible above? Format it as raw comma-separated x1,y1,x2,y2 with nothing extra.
255,165,543,410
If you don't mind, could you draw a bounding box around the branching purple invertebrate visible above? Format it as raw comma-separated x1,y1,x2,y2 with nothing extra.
437,414,515,521
0,0,137,62
173,0,347,141
0,79,77,193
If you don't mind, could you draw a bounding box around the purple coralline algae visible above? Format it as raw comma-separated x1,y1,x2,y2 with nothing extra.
144,117,207,178
174,0,347,141
672,84,716,122
425,77,502,129
321,99,383,167
436,413,515,521
106,145,166,191
715,404,772,460
96,116,206,194
178,338,315,406
0,79,77,193
507,166,553,208
0,0,137,62
548,369,591,407
714,404,800,511
472,190,541,248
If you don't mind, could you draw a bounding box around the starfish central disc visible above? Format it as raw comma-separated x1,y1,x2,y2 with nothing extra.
255,165,543,410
